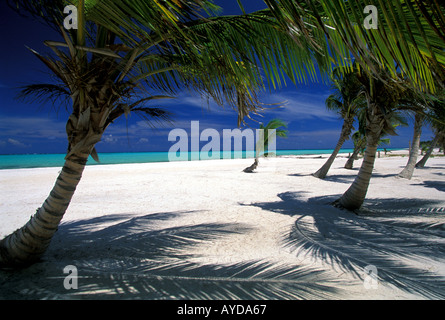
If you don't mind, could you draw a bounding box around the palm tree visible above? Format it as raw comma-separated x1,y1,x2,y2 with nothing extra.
416,97,445,167
344,131,366,170
313,65,365,178
0,0,335,267
243,119,287,172
336,70,418,210
264,0,445,211
344,110,407,169
398,113,424,179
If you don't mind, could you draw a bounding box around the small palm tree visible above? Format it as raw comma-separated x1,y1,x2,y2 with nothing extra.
243,119,287,172
313,65,365,179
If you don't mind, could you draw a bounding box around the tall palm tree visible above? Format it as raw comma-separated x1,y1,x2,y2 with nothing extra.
243,119,287,173
0,0,335,267
313,65,365,179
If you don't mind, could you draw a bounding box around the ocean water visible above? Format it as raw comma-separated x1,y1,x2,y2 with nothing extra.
0,149,361,170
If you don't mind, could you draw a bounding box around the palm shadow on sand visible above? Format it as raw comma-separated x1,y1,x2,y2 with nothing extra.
245,192,445,299
0,210,344,300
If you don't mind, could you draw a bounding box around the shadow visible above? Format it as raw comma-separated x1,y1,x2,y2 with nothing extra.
426,165,445,170
414,180,445,192
246,192,445,299
324,174,357,184
287,173,313,177
0,210,342,300
288,172,396,185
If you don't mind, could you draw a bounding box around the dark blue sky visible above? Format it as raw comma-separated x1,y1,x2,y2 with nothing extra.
0,1,429,155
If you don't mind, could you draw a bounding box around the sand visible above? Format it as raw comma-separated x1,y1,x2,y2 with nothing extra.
0,150,444,300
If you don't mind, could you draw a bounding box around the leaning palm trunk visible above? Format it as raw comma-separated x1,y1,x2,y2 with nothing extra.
334,104,384,211
0,151,91,266
398,114,423,179
313,118,354,178
416,134,439,168
344,140,363,169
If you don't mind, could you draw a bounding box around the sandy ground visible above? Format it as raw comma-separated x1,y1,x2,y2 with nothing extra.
0,150,444,300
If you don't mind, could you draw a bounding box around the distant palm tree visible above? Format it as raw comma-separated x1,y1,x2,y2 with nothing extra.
398,113,425,179
416,97,445,168
313,65,365,179
344,111,407,170
243,119,287,172
344,131,366,170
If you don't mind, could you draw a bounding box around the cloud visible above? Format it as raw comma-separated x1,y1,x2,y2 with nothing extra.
261,91,339,122
7,138,29,148
137,138,149,144
102,134,117,143
0,115,66,140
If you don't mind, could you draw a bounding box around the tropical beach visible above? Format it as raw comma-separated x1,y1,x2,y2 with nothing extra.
1,150,444,299
1,0,445,305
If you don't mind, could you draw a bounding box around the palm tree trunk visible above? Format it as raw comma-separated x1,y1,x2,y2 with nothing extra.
313,118,354,179
335,142,378,210
398,114,423,179
416,134,439,168
0,152,90,267
334,104,383,211
344,143,361,169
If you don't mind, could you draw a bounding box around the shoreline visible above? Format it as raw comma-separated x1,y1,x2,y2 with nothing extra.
1,153,444,299
0,147,413,170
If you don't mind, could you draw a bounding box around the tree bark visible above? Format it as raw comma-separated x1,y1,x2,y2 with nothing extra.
344,142,362,169
334,104,383,211
416,134,439,168
0,152,90,267
398,114,423,179
313,118,354,179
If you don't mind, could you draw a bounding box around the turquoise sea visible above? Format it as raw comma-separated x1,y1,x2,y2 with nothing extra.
0,148,381,170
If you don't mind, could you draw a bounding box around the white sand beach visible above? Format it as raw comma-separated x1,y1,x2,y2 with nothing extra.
1,150,445,300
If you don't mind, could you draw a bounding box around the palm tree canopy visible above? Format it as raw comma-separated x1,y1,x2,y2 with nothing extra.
260,119,288,137
8,0,339,127
325,64,366,119
264,0,445,95
257,119,288,156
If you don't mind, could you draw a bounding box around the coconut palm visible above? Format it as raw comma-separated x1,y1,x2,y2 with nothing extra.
398,113,425,179
344,131,366,170
313,65,365,179
416,97,445,167
243,119,287,173
333,69,413,210
1,0,340,267
264,0,445,210
344,111,407,170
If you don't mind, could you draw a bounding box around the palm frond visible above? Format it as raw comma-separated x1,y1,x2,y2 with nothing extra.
17,83,71,110
265,0,445,94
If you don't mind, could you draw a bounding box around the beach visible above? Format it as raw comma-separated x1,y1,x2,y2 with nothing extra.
1,150,444,300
